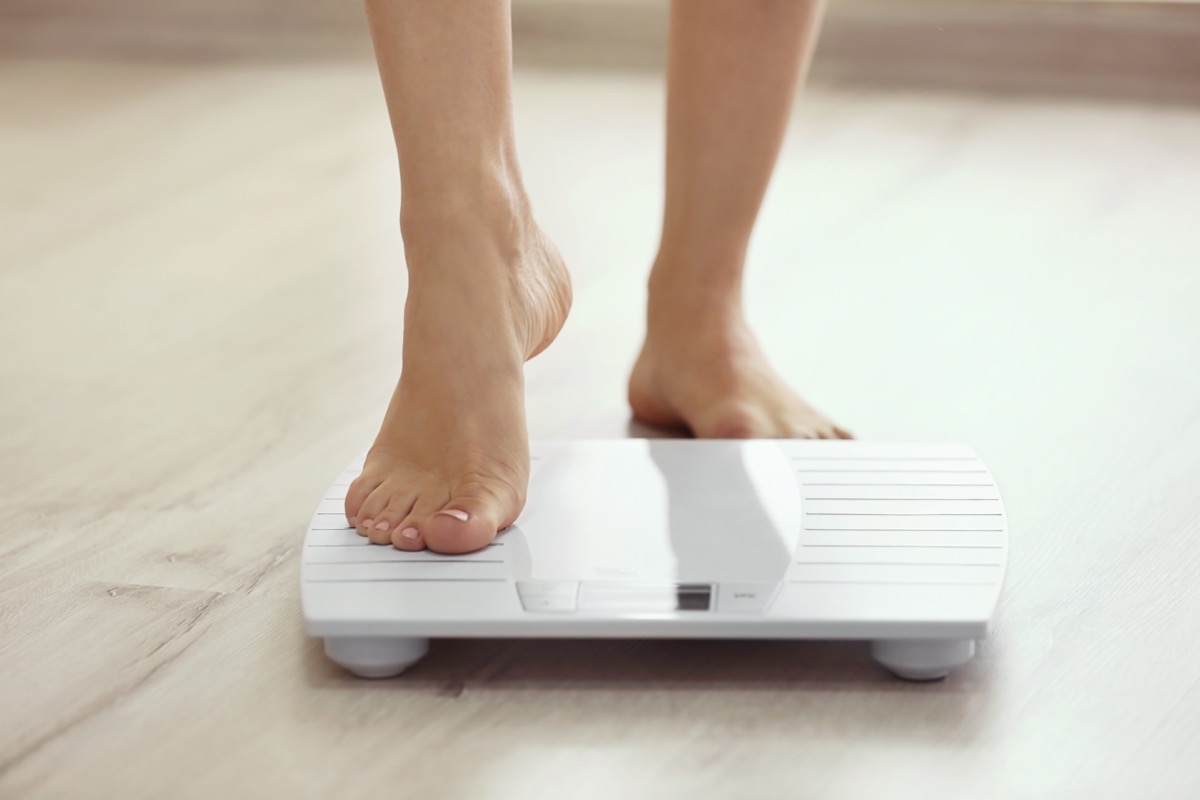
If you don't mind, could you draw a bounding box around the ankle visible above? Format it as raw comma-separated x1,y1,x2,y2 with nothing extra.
399,170,533,260
646,253,746,334
645,298,746,348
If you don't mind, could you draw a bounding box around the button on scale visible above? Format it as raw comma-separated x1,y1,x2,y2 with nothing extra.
716,583,778,614
516,581,579,612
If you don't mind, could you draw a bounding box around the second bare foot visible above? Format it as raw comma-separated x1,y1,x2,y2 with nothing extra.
629,275,850,440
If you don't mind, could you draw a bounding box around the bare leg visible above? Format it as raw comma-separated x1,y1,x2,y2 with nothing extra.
346,0,571,553
629,0,851,439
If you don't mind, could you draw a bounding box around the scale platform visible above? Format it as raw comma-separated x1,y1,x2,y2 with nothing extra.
302,440,1008,681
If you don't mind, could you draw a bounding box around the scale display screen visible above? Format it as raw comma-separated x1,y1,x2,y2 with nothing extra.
578,583,712,612
516,581,719,613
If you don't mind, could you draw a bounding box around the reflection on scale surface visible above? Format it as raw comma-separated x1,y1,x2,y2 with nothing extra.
508,440,801,614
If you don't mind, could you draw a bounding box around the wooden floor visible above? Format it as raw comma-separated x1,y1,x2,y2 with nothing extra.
2,49,1199,799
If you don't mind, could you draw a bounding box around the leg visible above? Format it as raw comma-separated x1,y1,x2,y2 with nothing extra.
346,1,571,554
629,0,851,439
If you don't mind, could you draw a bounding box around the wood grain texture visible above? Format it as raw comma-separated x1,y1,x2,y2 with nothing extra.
2,49,1199,799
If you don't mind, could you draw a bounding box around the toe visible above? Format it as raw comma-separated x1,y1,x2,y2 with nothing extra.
344,472,383,527
357,483,397,544
790,411,844,440
421,510,499,554
811,414,848,440
373,491,419,541
364,522,393,544
420,484,519,555
391,523,425,551
391,489,450,551
792,424,820,439
834,425,855,439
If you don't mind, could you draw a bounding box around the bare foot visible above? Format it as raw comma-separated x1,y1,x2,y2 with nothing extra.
628,292,851,440
345,208,571,554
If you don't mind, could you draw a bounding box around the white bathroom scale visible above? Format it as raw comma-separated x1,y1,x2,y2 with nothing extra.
301,440,1008,681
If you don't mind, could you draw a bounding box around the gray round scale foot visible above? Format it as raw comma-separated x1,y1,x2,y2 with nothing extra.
324,636,429,679
870,638,976,682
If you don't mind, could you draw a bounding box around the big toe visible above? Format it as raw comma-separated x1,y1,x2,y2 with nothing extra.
419,485,521,555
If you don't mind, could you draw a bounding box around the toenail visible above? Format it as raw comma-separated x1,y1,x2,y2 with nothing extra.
361,519,375,529
400,527,419,540
436,509,470,522
348,516,358,527
375,520,390,532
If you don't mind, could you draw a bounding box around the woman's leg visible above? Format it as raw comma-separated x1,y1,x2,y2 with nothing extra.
346,0,571,553
629,0,851,439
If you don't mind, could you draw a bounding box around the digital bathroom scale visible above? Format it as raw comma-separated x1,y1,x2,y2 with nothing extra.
301,440,1008,681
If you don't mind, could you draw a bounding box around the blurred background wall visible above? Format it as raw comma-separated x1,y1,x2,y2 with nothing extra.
2,0,1197,103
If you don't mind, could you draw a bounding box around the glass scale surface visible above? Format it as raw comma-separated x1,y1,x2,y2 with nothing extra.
301,440,1008,681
